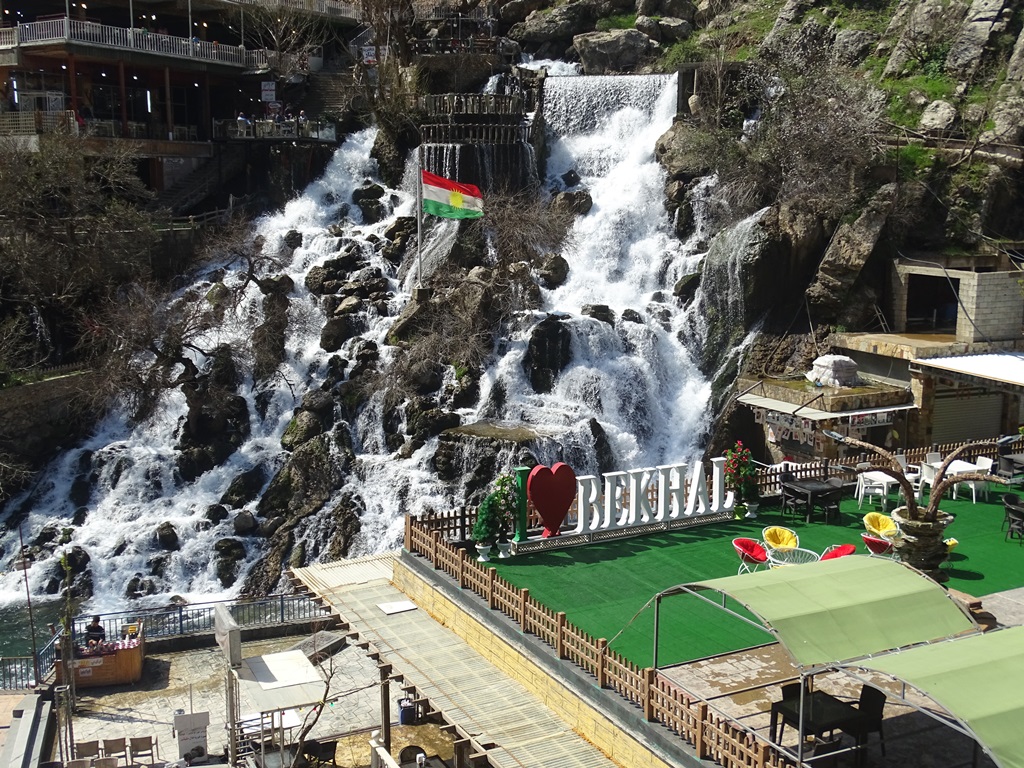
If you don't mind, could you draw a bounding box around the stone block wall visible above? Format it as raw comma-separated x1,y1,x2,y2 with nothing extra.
957,271,1023,342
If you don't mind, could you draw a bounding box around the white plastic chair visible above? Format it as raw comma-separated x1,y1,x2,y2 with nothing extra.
954,456,992,503
894,454,921,491
856,463,886,509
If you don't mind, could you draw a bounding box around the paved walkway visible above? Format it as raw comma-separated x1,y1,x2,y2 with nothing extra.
294,555,620,768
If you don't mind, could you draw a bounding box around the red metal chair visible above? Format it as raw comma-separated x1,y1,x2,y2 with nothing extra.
861,532,896,559
820,543,857,561
733,538,768,575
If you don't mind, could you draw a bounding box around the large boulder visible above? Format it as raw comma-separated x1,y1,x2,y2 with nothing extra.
944,0,1011,79
550,189,593,218
509,1,598,45
214,538,247,588
655,121,713,183
573,29,656,74
805,184,897,317
919,100,958,133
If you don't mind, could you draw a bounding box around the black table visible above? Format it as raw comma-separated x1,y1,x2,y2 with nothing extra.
783,480,840,524
770,690,865,745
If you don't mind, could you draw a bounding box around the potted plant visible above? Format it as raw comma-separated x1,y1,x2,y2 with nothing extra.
472,473,518,561
724,441,760,518
822,430,1003,581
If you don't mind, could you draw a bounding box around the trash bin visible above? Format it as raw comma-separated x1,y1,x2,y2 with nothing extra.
398,698,417,725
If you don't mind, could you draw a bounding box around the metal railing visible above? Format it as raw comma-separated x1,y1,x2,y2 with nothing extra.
0,593,328,690
0,658,36,690
0,110,78,136
3,19,270,69
67,593,326,645
222,0,361,22
212,118,337,141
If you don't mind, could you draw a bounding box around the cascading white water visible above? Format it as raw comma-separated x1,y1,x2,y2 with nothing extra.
0,129,417,613
0,71,726,626
479,74,712,473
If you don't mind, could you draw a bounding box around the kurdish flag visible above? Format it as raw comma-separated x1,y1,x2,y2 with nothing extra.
421,170,484,220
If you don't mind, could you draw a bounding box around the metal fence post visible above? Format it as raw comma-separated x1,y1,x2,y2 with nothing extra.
178,605,184,635
279,594,285,623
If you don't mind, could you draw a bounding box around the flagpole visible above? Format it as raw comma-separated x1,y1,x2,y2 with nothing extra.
416,145,423,292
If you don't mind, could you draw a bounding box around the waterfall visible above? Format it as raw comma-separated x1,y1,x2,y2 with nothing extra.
478,74,712,474
0,72,727,622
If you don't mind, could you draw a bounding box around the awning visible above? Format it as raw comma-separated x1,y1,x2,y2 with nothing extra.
912,352,1024,395
843,625,1024,768
235,649,325,713
671,557,978,669
737,393,917,423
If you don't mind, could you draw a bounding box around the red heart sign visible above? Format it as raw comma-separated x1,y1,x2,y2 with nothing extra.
528,462,577,537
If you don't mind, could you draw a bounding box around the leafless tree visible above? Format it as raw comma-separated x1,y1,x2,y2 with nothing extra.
243,5,335,81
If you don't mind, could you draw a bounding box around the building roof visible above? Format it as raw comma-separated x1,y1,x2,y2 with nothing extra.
912,352,1024,394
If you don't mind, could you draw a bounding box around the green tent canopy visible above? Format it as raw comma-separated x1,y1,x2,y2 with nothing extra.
844,626,1024,768
681,556,979,668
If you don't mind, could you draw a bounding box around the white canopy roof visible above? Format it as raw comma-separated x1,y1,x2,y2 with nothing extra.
913,353,1024,394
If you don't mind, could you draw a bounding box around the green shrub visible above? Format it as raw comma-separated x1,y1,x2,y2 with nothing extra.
596,14,636,31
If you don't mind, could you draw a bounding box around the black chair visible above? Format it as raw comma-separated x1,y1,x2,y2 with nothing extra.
812,737,844,768
844,685,886,756
1006,507,1024,544
303,740,339,768
398,745,426,763
816,478,844,523
1003,493,1022,531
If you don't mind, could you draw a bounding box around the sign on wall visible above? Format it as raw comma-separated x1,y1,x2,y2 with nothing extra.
260,81,276,102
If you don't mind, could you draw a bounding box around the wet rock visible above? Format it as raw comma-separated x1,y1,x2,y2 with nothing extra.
220,466,267,509
539,254,570,289
381,217,416,266
214,538,246,588
205,504,230,524
282,411,324,451
283,230,303,249
523,315,572,394
674,272,701,303
582,304,615,325
258,516,286,537
408,360,444,395
301,390,335,416
156,522,180,551
234,510,258,535
320,315,360,352
64,545,91,574
148,553,170,577
550,189,593,218
69,474,92,507
72,507,89,526
622,309,644,323
561,169,581,187
126,573,158,599
258,435,345,520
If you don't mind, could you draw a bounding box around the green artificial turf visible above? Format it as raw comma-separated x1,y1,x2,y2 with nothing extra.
490,491,1022,669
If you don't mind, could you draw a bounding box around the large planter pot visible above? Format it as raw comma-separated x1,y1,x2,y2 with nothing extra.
475,543,492,562
891,507,954,581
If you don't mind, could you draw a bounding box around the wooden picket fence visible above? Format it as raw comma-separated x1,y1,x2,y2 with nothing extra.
404,517,797,768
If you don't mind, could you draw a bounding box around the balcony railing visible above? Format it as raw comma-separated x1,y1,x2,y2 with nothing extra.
212,117,337,141
3,18,270,69
222,0,361,22
0,110,78,136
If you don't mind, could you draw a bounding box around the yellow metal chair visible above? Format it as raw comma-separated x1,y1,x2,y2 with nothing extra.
863,512,900,540
762,526,799,551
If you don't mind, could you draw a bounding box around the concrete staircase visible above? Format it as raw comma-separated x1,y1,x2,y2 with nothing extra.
302,62,360,121
0,695,54,768
149,144,246,215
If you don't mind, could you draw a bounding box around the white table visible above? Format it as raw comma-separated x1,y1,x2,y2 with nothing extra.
921,460,980,498
767,547,821,567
